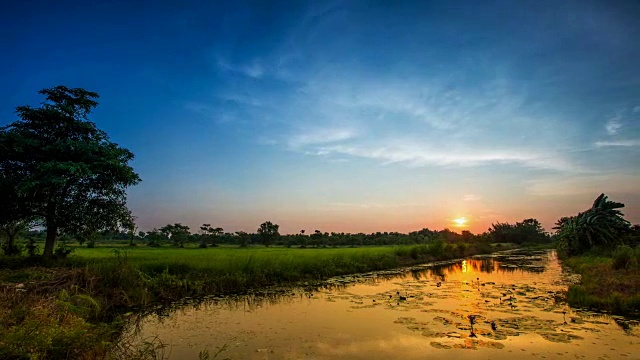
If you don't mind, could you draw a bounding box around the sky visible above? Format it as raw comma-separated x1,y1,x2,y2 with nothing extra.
1,0,639,234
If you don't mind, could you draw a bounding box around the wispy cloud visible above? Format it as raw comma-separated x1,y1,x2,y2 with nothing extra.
314,142,574,170
216,58,265,78
463,194,482,201
288,127,358,148
595,139,640,147
527,174,640,196
230,67,580,171
605,116,623,135
206,6,634,176
184,102,236,124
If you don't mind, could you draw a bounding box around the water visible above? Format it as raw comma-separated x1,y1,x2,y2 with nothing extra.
134,250,640,359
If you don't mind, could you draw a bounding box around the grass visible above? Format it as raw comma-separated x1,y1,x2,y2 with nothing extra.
1,241,495,359
562,251,640,317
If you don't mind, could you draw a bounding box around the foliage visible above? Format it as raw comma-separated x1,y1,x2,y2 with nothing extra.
555,194,631,256
488,218,549,244
0,86,140,257
235,231,250,247
563,255,640,316
144,229,165,247
257,221,280,247
0,277,112,359
612,244,639,270
160,223,191,248
0,220,29,255
199,224,223,248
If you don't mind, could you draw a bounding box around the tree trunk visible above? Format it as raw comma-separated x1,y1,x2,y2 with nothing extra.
43,224,57,258
3,233,17,255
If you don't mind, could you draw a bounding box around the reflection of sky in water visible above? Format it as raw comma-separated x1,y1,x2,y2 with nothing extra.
136,250,639,359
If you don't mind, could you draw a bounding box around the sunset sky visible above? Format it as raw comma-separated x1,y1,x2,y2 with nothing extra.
1,1,639,234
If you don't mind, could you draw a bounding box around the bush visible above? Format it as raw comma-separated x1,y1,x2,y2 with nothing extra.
612,245,637,270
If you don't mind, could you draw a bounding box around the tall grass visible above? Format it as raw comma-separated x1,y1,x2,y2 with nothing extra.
1,242,495,359
563,250,640,317
611,244,640,270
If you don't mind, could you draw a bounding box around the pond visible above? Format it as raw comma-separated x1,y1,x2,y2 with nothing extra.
134,250,640,359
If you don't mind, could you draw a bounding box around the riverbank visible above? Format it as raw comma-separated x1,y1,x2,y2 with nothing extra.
562,251,640,318
0,242,495,359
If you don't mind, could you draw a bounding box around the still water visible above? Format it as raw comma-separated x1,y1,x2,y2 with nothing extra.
135,250,639,359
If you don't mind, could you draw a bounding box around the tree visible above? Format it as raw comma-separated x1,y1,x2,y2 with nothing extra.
126,217,138,247
160,223,191,248
199,223,212,248
0,219,30,255
198,224,224,248
555,194,631,255
235,231,250,247
257,221,279,247
488,218,549,244
0,174,32,254
145,228,165,247
0,86,140,257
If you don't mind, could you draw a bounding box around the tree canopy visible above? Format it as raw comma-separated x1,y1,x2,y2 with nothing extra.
555,194,631,255
0,86,140,257
257,221,280,247
488,218,549,244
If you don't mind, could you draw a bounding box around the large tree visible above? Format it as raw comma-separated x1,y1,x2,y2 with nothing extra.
555,194,631,255
0,86,140,257
257,221,280,247
160,223,191,248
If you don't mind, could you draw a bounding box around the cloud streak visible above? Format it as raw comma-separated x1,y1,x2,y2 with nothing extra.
595,140,640,147
605,117,622,135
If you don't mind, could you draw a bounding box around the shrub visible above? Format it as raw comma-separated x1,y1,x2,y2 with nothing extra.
612,245,637,270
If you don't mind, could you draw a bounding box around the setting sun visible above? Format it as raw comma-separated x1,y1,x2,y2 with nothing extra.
453,217,468,227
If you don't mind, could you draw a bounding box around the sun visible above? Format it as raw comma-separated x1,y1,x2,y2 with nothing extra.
453,217,468,227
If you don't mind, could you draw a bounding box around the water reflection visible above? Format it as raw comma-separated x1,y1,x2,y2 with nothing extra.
132,250,640,359
140,253,557,319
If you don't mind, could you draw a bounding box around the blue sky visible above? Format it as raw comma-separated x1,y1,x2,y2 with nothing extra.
1,0,639,233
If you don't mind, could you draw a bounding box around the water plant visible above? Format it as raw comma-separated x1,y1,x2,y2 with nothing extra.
467,314,477,337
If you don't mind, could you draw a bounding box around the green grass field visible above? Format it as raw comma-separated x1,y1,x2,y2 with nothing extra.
70,245,404,280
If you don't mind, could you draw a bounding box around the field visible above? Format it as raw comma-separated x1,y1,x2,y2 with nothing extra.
64,242,491,295
1,242,495,359
73,244,405,275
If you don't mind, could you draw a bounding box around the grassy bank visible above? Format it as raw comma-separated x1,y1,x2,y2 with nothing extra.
562,246,640,317
0,241,493,359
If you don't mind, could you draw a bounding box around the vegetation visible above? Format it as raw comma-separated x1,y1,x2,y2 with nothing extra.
563,253,640,317
9,215,551,251
257,221,279,247
0,241,497,359
487,218,550,244
555,194,632,256
554,194,639,316
0,86,140,257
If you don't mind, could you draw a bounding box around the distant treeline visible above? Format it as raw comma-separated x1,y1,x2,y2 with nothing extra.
18,218,551,249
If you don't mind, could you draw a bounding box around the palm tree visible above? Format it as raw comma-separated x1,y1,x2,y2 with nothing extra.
555,194,631,255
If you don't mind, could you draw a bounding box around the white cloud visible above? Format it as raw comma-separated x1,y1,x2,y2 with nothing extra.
288,127,358,148
595,139,640,147
312,140,575,171
605,116,622,135
633,106,640,113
